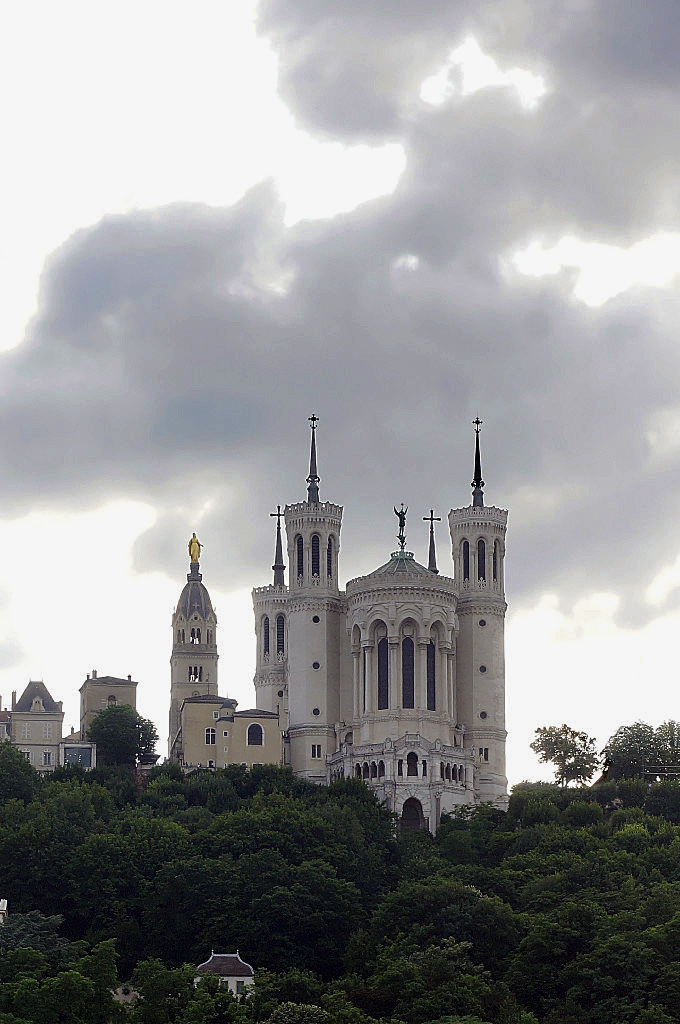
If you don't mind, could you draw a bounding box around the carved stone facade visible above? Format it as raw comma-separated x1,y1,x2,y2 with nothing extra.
252,422,509,830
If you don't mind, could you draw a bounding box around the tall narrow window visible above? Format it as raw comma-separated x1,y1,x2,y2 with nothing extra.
311,534,320,576
205,728,216,745
263,617,270,656
463,540,470,581
198,666,203,682
296,535,304,577
402,637,415,708
493,540,499,582
276,615,285,654
362,648,367,712
427,640,436,711
377,637,389,710
477,539,486,581
327,537,333,577
406,751,418,776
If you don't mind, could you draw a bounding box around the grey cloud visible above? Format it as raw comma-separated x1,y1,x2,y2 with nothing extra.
1,3,680,630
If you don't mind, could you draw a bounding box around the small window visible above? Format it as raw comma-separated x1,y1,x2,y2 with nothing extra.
42,751,52,766
212,711,219,719
223,730,229,737
236,981,245,995
205,728,216,745
311,744,322,759
247,723,263,746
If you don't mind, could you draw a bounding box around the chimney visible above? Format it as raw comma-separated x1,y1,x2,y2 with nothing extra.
11,691,16,710
92,669,97,679
127,674,131,681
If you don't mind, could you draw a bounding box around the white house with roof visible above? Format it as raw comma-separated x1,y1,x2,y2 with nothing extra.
194,952,255,995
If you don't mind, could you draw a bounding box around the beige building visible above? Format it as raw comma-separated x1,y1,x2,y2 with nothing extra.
169,553,282,769
252,418,508,831
194,952,254,994
10,680,65,772
79,670,138,740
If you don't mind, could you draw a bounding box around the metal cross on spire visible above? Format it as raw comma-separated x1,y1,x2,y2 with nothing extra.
307,413,320,503
270,504,286,586
423,509,441,574
472,416,485,508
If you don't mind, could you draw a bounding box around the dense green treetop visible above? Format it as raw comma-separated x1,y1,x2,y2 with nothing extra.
87,705,158,766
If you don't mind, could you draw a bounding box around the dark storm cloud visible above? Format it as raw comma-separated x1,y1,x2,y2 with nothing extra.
2,0,680,622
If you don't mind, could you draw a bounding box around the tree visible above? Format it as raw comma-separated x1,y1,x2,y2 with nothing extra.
87,705,158,766
530,724,598,787
601,722,658,779
0,743,39,802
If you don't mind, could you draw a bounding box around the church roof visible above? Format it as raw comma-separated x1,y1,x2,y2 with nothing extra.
14,680,62,713
365,550,436,579
195,952,254,978
176,563,214,620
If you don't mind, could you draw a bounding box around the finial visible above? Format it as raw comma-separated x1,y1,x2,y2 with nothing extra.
423,509,441,574
394,503,408,551
307,414,320,503
270,505,286,586
472,417,484,508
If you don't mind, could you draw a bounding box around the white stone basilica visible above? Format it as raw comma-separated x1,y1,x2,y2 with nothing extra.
252,417,508,830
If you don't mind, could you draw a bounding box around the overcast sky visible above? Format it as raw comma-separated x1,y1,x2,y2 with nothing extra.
2,1,680,785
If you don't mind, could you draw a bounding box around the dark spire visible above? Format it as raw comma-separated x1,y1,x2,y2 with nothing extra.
307,413,320,502
423,509,441,574
472,417,484,508
270,505,286,586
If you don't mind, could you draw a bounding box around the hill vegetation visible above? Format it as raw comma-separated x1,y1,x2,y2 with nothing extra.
1,742,680,1023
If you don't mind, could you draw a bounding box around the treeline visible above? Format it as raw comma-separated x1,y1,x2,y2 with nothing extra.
2,745,680,1023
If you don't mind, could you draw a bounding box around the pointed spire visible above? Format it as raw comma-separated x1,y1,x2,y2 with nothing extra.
270,505,286,586
307,413,320,503
423,509,441,574
472,417,484,508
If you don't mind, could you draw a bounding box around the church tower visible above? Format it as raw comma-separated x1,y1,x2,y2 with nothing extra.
252,506,290,731
448,421,508,805
169,537,218,758
284,415,345,782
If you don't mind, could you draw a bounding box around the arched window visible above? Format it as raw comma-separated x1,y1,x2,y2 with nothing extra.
181,630,185,644
107,694,116,706
478,538,486,581
378,760,385,778
205,728,215,745
190,628,196,644
398,758,403,776
493,540,500,582
459,764,465,782
377,637,389,709
355,764,362,778
422,760,427,776
197,628,201,643
445,763,451,780
263,617,270,656
296,535,304,577
402,637,414,708
440,762,444,779
401,797,424,831
371,761,377,778
247,723,263,746
276,615,285,654
327,537,333,577
406,751,419,776
362,762,369,779
427,640,436,711
311,534,320,576
463,540,470,580
198,666,203,682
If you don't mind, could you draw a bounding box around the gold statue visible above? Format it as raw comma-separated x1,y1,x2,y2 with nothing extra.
188,532,202,563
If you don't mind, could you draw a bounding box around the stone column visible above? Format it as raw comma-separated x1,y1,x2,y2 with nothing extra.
352,650,360,720
448,652,456,721
439,645,449,714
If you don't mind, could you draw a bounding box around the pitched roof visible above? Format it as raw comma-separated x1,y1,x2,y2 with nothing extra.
195,952,254,978
79,675,138,692
234,709,279,719
14,680,62,713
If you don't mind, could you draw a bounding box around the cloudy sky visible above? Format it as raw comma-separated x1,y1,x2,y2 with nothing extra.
3,1,680,784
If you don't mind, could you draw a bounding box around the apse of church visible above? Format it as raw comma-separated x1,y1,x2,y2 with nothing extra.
252,416,508,831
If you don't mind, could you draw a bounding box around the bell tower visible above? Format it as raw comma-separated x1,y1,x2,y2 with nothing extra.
169,536,218,758
448,420,508,806
284,415,345,782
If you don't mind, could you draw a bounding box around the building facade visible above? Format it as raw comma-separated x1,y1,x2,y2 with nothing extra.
79,670,138,740
252,418,508,831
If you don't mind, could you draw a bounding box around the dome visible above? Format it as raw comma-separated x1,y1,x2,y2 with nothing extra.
176,565,214,620
364,550,435,579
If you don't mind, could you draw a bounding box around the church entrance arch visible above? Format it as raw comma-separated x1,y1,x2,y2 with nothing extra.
401,797,425,831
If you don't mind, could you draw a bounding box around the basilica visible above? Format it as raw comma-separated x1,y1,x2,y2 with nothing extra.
169,418,508,831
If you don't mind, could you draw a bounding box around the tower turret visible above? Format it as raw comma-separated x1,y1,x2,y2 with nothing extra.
253,507,289,729
169,538,219,759
283,415,345,781
448,421,507,806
